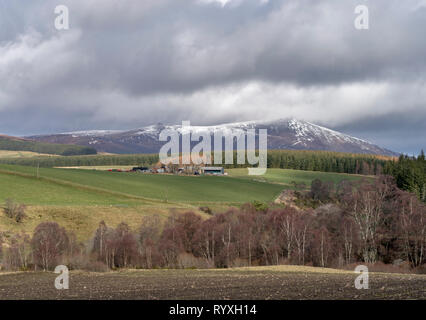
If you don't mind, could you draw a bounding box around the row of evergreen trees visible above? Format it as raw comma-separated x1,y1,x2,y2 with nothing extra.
265,150,386,175
0,153,159,168
221,150,387,175
384,151,426,202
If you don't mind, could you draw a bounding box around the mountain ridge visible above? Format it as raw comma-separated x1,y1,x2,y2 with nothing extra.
26,119,399,156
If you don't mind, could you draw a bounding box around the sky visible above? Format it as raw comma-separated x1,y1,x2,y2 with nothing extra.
0,0,425,155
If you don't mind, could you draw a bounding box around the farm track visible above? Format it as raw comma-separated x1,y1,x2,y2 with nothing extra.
0,267,424,300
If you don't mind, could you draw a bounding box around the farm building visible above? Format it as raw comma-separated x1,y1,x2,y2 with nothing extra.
202,167,224,175
131,166,149,172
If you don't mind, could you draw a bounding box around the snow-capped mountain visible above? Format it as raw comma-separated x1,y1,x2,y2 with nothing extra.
26,119,398,156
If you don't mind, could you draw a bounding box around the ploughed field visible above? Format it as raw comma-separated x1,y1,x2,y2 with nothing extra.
0,266,424,300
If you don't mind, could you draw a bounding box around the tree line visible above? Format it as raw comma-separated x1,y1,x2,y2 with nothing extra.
384,151,426,202
1,176,424,272
266,150,387,175
0,149,389,176
0,153,159,168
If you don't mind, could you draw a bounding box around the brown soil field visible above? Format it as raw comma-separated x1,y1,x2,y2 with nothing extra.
0,266,425,300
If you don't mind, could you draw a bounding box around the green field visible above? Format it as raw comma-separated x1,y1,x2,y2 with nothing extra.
227,168,371,188
0,165,371,206
0,150,57,159
0,164,370,240
0,165,285,205
0,172,148,206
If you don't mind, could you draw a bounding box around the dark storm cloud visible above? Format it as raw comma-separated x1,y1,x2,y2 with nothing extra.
332,111,426,155
0,0,425,153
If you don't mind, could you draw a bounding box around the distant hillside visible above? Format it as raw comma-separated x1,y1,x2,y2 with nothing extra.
0,135,97,156
27,119,399,156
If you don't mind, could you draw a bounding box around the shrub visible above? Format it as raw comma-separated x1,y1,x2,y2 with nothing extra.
199,206,213,215
251,201,268,212
3,199,26,223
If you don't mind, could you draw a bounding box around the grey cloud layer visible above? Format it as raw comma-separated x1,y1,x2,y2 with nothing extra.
0,0,425,154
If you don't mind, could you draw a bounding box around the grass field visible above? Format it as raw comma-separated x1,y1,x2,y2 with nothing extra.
0,150,56,159
0,164,369,240
0,266,424,299
0,171,148,206
0,165,285,205
0,205,196,241
0,165,369,205
227,168,372,188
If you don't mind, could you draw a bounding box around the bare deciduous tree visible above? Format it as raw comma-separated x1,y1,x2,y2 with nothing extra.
397,192,426,267
32,222,69,271
345,177,394,263
139,215,162,268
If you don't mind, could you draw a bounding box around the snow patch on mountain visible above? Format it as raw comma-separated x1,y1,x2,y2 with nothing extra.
62,130,125,137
